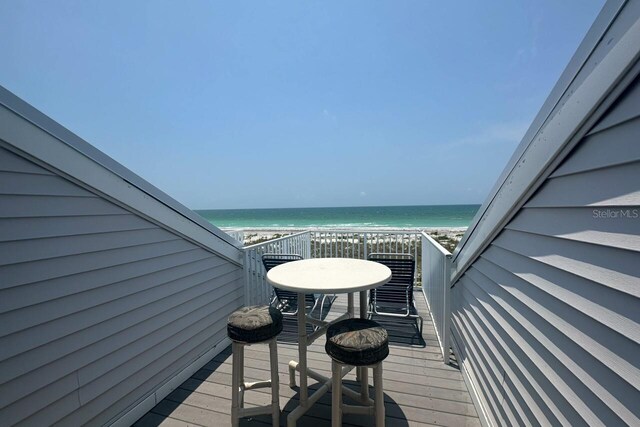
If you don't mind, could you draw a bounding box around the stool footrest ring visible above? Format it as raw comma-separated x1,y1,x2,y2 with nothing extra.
243,380,272,391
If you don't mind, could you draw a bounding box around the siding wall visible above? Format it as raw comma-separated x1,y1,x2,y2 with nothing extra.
0,145,244,425
450,75,640,426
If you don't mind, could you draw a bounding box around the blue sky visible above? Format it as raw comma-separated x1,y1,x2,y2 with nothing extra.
0,1,604,209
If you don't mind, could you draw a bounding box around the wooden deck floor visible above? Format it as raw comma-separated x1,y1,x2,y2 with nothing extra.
134,293,480,426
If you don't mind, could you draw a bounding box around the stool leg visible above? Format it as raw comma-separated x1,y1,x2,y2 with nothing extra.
331,360,342,427
373,363,385,427
238,344,245,408
269,337,280,426
231,342,241,427
359,366,369,403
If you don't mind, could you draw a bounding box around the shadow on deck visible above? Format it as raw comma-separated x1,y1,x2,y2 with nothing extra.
134,293,480,426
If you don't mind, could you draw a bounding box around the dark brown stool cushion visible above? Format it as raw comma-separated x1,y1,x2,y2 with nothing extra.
227,305,283,343
325,318,389,366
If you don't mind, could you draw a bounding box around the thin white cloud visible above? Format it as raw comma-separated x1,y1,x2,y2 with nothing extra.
446,120,529,149
323,108,337,121
510,15,540,69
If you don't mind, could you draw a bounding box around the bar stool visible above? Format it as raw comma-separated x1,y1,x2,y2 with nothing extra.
325,318,389,427
227,305,283,427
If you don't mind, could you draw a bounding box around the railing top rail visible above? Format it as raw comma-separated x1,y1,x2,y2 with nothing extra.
421,231,452,258
310,229,422,234
243,230,310,250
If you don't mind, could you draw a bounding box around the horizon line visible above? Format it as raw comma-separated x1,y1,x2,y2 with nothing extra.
194,203,482,211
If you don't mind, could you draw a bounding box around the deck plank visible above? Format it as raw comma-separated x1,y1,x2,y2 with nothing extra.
135,292,480,426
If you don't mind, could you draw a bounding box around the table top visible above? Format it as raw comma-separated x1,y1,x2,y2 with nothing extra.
266,258,392,294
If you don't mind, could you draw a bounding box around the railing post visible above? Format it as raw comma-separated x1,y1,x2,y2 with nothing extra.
305,232,311,259
243,249,252,306
421,234,427,303
443,254,452,365
363,233,368,259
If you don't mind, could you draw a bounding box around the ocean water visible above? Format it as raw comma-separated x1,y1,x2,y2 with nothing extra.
196,205,480,229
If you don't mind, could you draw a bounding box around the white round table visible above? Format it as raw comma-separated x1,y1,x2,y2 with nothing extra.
266,258,391,426
266,258,391,294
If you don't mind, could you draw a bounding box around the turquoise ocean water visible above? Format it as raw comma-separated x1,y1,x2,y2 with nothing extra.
196,205,480,229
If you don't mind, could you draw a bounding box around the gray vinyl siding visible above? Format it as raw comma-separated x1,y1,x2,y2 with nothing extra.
0,146,244,426
450,75,640,426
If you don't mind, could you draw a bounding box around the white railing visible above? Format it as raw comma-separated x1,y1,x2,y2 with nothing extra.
243,231,311,306
421,232,452,361
241,229,453,362
224,229,244,244
309,229,423,284
242,228,427,308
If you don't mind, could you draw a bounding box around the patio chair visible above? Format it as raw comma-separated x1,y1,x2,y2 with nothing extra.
261,254,332,324
367,253,423,333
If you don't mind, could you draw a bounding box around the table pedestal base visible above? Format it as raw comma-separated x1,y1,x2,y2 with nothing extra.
285,290,375,426
287,361,374,427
